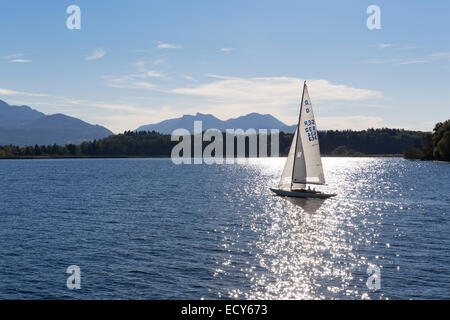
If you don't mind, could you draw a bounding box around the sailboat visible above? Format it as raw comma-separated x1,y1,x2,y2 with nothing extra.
270,81,336,199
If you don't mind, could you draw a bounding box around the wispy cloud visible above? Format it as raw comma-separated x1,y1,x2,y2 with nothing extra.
182,75,197,82
361,50,450,66
3,53,24,59
152,58,166,66
103,60,166,89
172,76,381,101
397,52,450,65
88,102,144,113
9,59,32,63
396,45,421,51
377,43,395,49
430,52,450,59
2,53,32,63
219,47,233,54
205,74,240,80
86,48,106,60
146,70,165,78
170,76,382,123
156,42,181,49
135,60,167,76
103,74,157,90
398,59,428,65
0,88,48,97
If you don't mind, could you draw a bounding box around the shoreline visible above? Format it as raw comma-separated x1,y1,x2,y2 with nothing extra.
0,154,404,160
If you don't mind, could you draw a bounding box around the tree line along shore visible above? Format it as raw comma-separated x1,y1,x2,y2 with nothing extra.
0,123,448,162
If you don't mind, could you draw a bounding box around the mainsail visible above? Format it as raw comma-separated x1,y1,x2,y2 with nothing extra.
278,126,298,189
278,82,325,190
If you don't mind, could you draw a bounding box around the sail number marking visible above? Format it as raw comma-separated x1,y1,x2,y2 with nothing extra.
304,119,317,142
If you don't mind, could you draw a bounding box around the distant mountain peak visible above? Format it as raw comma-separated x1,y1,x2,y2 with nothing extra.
135,112,295,134
0,99,113,146
0,99,45,129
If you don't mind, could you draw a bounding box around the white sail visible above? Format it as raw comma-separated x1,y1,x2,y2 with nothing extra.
291,83,325,187
278,126,298,189
271,82,336,198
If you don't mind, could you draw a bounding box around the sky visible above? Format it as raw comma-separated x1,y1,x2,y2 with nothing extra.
0,0,449,133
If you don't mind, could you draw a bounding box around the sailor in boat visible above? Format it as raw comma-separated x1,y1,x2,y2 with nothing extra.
292,186,319,194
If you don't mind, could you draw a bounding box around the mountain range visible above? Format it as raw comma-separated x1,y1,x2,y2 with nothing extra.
0,98,297,146
0,99,113,146
136,112,296,134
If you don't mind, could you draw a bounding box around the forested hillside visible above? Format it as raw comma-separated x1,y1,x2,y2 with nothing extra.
404,120,450,161
0,128,426,158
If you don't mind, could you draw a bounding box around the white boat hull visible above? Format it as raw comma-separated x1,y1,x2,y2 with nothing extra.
270,188,336,199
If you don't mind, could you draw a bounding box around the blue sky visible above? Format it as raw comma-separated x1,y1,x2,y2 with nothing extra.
0,0,449,133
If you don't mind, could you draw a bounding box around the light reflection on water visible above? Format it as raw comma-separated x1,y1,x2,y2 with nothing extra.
212,157,449,299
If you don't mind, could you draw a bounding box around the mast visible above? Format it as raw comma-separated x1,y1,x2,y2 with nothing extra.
290,81,306,191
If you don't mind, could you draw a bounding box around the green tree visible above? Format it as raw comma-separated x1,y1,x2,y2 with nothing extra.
434,131,450,161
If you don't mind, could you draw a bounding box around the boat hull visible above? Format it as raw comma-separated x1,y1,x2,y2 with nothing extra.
270,188,336,199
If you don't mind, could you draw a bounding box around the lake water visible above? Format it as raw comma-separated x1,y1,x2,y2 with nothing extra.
0,157,449,299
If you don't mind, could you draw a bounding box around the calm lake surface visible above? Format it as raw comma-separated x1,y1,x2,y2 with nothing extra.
0,157,449,299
